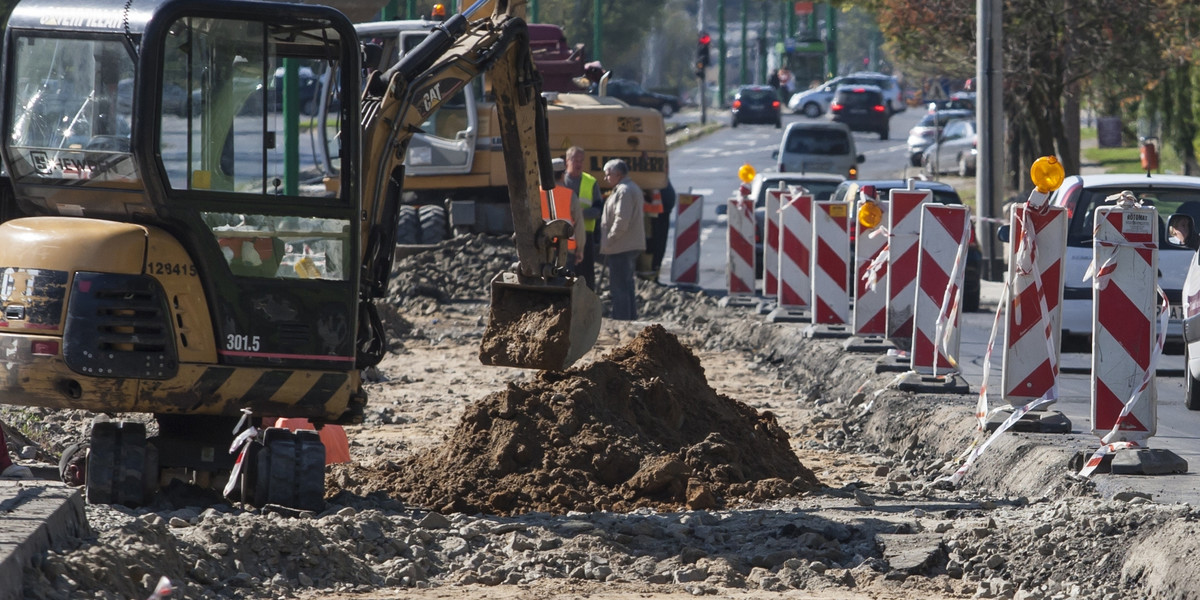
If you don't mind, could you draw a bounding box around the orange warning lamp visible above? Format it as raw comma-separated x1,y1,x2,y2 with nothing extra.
431,3,447,19
858,199,882,229
1029,156,1064,194
738,163,756,183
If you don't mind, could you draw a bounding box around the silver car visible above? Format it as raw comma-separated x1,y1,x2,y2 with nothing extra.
921,118,978,177
906,109,973,166
787,72,904,118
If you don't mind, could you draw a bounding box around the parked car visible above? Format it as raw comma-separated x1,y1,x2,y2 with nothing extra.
773,121,863,179
602,78,680,117
731,85,781,128
906,108,973,166
927,91,976,113
922,117,978,177
829,85,890,140
830,179,982,312
1053,174,1200,347
787,71,904,117
746,173,846,276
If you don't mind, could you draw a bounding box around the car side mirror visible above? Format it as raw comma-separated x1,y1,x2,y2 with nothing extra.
856,154,865,164
996,225,1010,243
771,149,779,159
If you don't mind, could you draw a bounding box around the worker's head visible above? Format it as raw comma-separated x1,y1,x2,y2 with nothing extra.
603,159,628,184
565,146,585,177
552,157,566,181
1170,214,1193,243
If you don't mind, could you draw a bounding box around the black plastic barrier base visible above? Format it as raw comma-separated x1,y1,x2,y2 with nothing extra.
803,324,851,339
897,372,971,395
765,307,810,323
843,336,895,354
986,409,1072,434
1070,447,1189,475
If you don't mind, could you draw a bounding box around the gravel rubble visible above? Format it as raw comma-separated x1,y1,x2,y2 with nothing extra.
9,234,1200,600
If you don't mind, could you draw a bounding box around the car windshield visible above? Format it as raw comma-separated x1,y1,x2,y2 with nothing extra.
785,129,850,155
837,90,882,108
755,179,841,207
1066,185,1200,248
917,111,972,127
833,183,961,206
740,89,775,102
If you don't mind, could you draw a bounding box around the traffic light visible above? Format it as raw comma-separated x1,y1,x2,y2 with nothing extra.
695,32,712,78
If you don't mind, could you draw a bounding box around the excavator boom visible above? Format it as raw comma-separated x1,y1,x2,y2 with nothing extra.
357,0,600,369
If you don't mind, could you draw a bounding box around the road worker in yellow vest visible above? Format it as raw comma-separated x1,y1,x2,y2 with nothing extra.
563,146,603,290
540,157,585,271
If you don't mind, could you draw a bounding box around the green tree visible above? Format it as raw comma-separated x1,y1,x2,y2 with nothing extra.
863,0,1174,184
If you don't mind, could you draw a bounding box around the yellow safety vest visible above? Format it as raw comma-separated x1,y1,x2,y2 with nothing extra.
540,185,577,251
579,172,598,233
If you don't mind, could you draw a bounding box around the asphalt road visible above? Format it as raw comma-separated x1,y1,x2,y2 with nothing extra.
660,106,1200,504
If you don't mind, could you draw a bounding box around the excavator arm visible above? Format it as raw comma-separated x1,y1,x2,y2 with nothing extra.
357,0,600,370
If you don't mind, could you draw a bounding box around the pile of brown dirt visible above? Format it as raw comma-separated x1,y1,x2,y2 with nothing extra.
334,325,819,515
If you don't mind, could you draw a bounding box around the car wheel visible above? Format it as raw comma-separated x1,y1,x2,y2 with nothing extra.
661,103,675,118
731,117,738,128
923,154,936,178
803,103,820,118
910,153,923,167
880,128,889,141
775,117,782,129
1188,345,1200,410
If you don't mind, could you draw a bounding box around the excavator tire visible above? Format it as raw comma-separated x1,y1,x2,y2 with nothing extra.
253,428,325,511
418,204,448,245
396,205,419,244
86,421,149,507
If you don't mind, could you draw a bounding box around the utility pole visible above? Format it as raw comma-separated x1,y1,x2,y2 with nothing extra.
740,1,748,86
530,0,538,23
825,3,837,78
718,0,727,108
977,0,1004,280
593,0,602,64
759,4,768,84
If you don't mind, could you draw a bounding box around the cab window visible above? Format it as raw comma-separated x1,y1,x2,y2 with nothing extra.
160,17,342,198
7,36,137,184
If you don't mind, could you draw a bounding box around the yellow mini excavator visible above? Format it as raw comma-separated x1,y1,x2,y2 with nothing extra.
0,0,598,508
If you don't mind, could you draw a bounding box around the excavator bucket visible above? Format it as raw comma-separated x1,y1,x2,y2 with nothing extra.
479,272,602,370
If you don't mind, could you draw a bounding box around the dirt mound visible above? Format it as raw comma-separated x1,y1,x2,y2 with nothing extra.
334,325,818,515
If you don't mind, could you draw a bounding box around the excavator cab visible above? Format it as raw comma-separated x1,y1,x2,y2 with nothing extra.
0,0,598,509
0,0,365,509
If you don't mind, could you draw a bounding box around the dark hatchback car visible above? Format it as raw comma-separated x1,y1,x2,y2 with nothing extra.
830,85,890,140
731,85,782,128
603,78,681,117
830,179,982,311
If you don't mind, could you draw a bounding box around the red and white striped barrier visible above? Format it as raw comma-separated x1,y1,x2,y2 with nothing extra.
1001,204,1067,405
772,191,813,319
670,193,703,285
910,203,970,374
810,201,850,325
762,189,784,297
1087,200,1159,445
886,189,932,342
853,197,890,336
726,192,756,298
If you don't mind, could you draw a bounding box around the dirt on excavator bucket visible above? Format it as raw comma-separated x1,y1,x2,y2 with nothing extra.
479,272,601,370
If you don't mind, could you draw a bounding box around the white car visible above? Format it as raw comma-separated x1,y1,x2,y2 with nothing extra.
787,72,904,118
1053,174,1200,352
